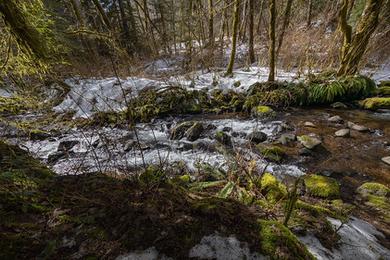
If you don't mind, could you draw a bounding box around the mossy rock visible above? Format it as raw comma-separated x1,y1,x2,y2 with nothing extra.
170,121,194,140
251,105,275,118
258,220,315,260
359,97,390,110
260,173,287,202
357,182,390,213
257,144,286,162
303,175,340,199
357,182,389,197
374,86,390,96
297,135,322,150
215,131,232,147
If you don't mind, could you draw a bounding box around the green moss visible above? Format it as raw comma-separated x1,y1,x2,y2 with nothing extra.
257,144,285,162
357,182,389,197
359,97,390,110
357,182,390,214
374,86,390,96
260,173,287,202
304,175,340,199
258,220,314,260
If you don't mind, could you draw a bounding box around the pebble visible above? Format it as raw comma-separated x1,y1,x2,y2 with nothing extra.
304,122,316,128
382,156,390,166
328,115,343,123
335,129,350,137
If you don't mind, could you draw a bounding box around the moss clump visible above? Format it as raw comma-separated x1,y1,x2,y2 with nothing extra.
359,97,390,110
251,105,275,118
260,173,287,202
257,144,286,162
304,175,340,199
357,182,389,197
374,86,390,96
258,220,314,260
0,96,39,116
357,182,390,213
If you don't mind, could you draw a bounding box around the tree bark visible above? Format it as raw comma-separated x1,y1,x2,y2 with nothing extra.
337,0,384,76
307,0,313,28
248,0,255,63
268,0,276,82
91,0,112,29
276,0,293,58
226,0,240,75
208,0,214,46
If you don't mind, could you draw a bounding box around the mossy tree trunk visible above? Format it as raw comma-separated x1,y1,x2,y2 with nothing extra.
248,0,255,63
337,0,352,68
268,0,276,82
0,0,49,59
226,0,240,75
276,0,294,58
337,0,384,76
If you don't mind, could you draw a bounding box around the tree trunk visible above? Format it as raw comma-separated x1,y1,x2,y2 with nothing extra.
208,0,214,46
92,0,112,29
268,0,276,81
276,0,293,58
226,0,240,75
337,0,384,76
307,0,313,28
337,0,352,65
248,0,255,63
256,0,265,34
118,0,132,53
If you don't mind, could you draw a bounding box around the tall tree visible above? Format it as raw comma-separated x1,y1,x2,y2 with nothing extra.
208,0,214,47
337,0,384,76
276,0,293,58
268,0,276,81
226,0,240,75
91,0,112,30
248,0,255,63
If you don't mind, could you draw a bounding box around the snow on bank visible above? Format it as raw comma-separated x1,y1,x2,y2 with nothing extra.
299,217,390,260
53,67,298,119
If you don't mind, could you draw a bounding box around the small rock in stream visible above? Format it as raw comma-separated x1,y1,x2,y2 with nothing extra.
215,131,232,147
247,131,267,144
185,122,204,141
335,129,350,137
328,115,343,123
331,102,348,109
381,156,390,166
278,133,296,145
347,121,369,132
297,135,322,149
304,122,316,128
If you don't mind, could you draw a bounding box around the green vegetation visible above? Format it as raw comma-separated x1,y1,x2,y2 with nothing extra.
260,173,287,202
257,144,286,162
357,182,390,218
304,175,340,199
258,220,314,260
359,97,390,110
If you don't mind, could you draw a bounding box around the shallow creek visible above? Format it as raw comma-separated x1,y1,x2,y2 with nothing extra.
1,107,390,259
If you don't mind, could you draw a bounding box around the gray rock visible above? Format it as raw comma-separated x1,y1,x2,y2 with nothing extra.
247,131,267,144
382,156,390,166
304,121,316,128
297,135,322,149
331,102,348,109
347,121,369,132
328,115,343,123
185,122,204,141
278,133,296,145
335,129,350,137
